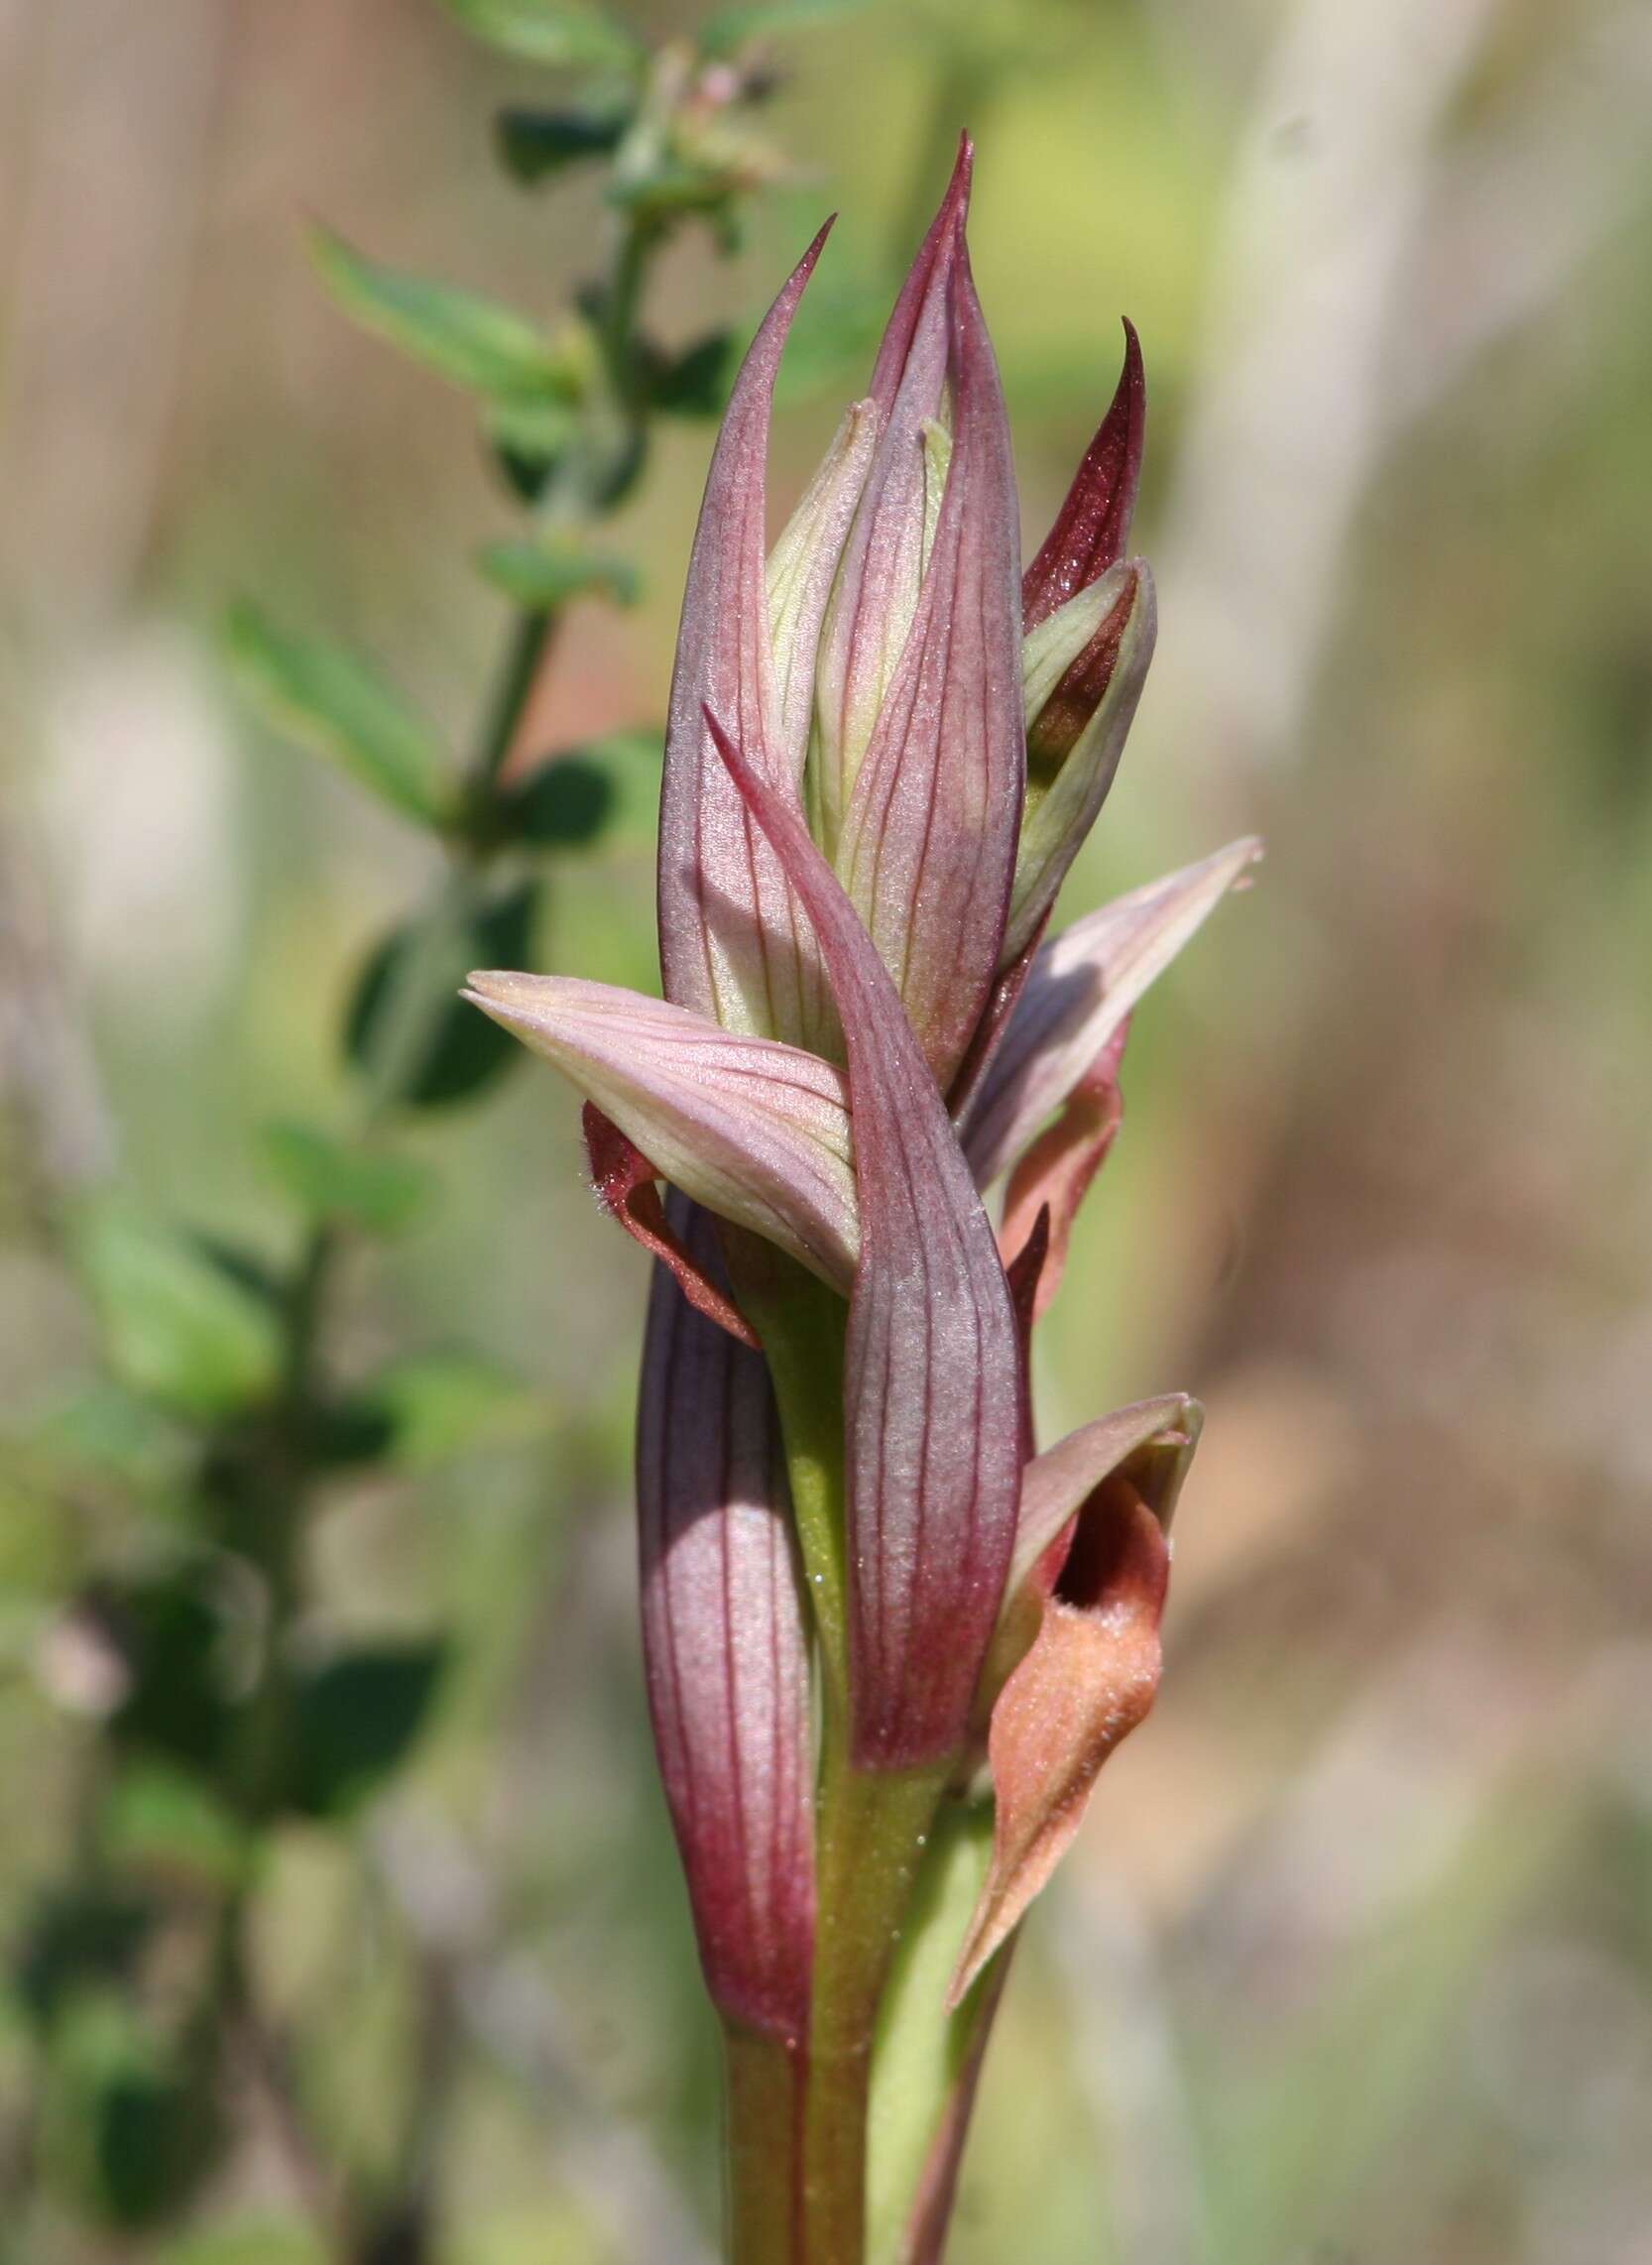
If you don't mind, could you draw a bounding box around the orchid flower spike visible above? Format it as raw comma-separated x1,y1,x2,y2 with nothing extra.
464,133,1259,2255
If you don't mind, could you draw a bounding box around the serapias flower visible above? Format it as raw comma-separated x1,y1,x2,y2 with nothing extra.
464,134,1258,2259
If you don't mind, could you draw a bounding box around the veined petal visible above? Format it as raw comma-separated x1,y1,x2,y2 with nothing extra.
464,971,857,1291
658,222,835,1052
961,838,1262,1189
1002,559,1156,968
639,1195,814,2040
811,137,973,853
707,708,1024,1772
1022,316,1146,630
836,238,1025,1093
767,398,879,778
950,1406,1199,2007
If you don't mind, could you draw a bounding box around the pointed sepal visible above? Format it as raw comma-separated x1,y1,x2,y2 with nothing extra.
1021,316,1146,631
639,1195,815,2039
657,222,836,1050
836,232,1025,1092
961,838,1262,1190
463,971,857,1291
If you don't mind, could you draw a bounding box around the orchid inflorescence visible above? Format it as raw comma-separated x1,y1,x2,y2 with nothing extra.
466,137,1256,2263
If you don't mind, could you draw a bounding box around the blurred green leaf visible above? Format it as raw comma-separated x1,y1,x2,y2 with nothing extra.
100,1559,258,1777
287,1642,447,1817
357,1350,543,1470
15,1888,153,2030
72,1203,284,1421
513,724,661,851
261,1121,434,1236
605,161,744,226
41,1993,221,2227
646,327,738,417
310,225,578,406
98,1764,248,1891
436,0,642,73
157,2221,328,2265
500,752,616,846
496,103,629,182
344,881,540,1108
476,537,640,611
226,603,451,827
700,0,868,57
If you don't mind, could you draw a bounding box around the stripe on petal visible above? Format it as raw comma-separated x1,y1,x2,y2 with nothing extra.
837,237,1025,1093
639,1195,814,2039
961,838,1262,1190
657,222,835,1052
464,971,857,1291
811,137,973,853
707,707,1024,1772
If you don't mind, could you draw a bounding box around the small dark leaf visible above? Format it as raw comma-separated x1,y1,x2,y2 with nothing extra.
15,1888,153,2029
98,1561,254,1777
647,328,738,418
42,1997,222,2227
286,1642,447,1817
500,753,616,846
496,103,628,182
344,881,540,1108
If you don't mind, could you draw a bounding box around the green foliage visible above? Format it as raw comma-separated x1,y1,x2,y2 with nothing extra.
502,752,616,845
38,1992,222,2227
98,1765,249,1892
496,103,629,182
261,1121,434,1236
476,536,640,610
72,1203,285,1421
344,880,541,1107
644,328,739,418
352,1349,544,1470
310,226,580,408
225,602,452,827
436,0,642,72
699,0,869,58
286,1641,447,1817
16,1887,153,2030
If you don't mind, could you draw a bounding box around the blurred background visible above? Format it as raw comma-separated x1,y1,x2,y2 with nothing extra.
3,0,1651,2258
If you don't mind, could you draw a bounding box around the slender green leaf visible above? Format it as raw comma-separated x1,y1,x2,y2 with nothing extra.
476,538,640,610
437,0,642,72
261,1121,434,1235
72,1203,284,1421
310,225,576,403
700,0,868,58
226,603,450,826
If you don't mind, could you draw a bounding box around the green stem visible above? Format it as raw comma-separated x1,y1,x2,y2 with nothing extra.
724,2026,807,2264
802,1730,946,2265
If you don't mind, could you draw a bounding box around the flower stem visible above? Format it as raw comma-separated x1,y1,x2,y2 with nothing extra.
801,1729,946,2264
724,2026,806,2264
